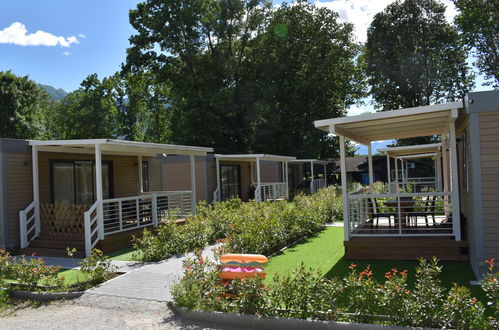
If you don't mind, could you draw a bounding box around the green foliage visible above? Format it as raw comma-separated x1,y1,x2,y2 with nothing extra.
454,0,499,87
481,258,499,326
8,255,62,291
133,187,342,262
173,257,492,328
79,249,116,285
365,0,474,111
0,70,53,139
126,0,363,158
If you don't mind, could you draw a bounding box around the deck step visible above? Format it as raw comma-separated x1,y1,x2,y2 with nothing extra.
19,247,86,259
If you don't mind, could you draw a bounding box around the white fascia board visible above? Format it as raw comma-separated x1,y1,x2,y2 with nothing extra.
29,139,108,146
291,159,330,165
377,143,442,155
314,101,463,131
105,139,213,154
397,153,437,160
215,154,296,161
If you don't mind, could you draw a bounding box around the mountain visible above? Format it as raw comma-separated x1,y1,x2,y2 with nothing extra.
39,84,68,101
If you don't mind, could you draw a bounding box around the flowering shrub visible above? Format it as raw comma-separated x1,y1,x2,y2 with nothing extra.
79,249,116,285
134,187,342,261
9,254,62,290
482,258,498,326
172,257,493,329
0,250,11,304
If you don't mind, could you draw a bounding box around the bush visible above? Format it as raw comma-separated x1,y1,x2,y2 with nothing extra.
134,187,342,262
79,249,116,285
172,257,492,329
9,255,61,291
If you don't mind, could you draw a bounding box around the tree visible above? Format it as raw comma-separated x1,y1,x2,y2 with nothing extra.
53,74,118,139
0,70,52,139
365,0,474,111
453,0,499,87
126,0,271,153
249,1,364,158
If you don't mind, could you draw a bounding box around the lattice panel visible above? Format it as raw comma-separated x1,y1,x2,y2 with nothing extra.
40,203,89,237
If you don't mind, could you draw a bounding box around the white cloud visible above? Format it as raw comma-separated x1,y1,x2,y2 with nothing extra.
78,33,86,39
314,0,458,43
62,51,71,56
347,105,375,116
0,22,80,47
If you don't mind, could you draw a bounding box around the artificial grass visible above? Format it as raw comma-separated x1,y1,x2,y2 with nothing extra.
6,269,91,287
106,247,142,261
264,227,486,305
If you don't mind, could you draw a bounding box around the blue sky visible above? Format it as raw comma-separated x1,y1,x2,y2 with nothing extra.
0,0,492,154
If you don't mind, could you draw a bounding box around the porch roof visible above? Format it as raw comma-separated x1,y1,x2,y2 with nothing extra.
377,143,442,158
291,159,329,165
29,139,213,156
314,102,463,145
214,154,296,162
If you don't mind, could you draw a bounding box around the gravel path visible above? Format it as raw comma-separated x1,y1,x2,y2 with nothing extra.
0,294,236,330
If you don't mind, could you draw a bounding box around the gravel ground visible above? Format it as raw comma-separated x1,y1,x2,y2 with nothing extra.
0,294,238,330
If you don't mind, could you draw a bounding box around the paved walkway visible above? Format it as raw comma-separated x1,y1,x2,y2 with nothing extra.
86,244,218,302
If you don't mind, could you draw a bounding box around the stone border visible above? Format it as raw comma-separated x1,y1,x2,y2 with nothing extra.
168,302,419,330
8,289,84,301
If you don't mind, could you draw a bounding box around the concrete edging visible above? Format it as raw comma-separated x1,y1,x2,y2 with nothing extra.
8,289,84,301
168,302,416,330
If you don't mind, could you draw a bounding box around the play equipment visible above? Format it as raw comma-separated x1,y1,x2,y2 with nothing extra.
219,254,268,281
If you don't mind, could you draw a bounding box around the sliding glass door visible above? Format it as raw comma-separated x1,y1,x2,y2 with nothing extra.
52,160,112,205
220,164,241,201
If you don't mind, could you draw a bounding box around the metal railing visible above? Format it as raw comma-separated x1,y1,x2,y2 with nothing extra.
83,191,192,256
256,182,289,202
347,191,453,237
19,201,40,249
310,178,327,193
390,177,438,192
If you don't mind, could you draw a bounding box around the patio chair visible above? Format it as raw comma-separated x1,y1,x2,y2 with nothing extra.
368,198,396,228
408,196,436,228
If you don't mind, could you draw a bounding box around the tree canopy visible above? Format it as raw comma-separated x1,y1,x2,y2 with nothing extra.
453,0,499,87
365,0,474,111
0,71,52,139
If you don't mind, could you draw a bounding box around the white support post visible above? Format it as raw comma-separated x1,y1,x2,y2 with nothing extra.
310,161,315,193
256,157,261,202
394,156,399,193
449,121,461,241
339,135,349,241
436,148,442,191
250,161,254,184
368,143,374,192
138,155,143,193
442,137,449,192
215,156,220,202
323,163,327,185
95,144,104,240
285,161,289,199
387,154,392,193
151,193,158,227
190,155,196,214
32,145,40,237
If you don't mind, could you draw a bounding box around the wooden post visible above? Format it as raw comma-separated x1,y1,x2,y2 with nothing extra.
387,154,392,193
339,135,349,241
138,155,143,193
95,144,104,239
256,157,261,202
190,155,196,214
32,145,40,237
310,161,315,193
449,121,461,241
394,156,400,193
368,143,374,192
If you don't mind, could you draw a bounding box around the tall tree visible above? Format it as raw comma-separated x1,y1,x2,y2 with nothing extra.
126,0,271,153
0,71,52,139
53,74,118,139
365,0,474,111
250,1,364,158
453,0,499,87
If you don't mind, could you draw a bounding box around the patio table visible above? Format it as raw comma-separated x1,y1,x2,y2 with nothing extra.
384,197,415,227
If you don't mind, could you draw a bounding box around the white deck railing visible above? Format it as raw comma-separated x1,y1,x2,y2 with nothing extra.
19,201,40,249
83,191,192,256
390,177,438,193
310,178,327,193
347,191,453,237
256,182,288,202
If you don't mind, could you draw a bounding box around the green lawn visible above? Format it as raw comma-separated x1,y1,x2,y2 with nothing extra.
6,269,91,287
106,247,142,261
265,227,485,303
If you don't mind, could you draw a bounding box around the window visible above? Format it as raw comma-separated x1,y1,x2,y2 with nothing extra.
51,160,112,205
142,161,149,192
220,164,241,201
462,131,469,192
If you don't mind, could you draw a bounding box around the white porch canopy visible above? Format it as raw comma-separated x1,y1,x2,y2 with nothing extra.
378,143,443,193
291,159,330,193
314,102,463,241
21,139,213,255
214,154,296,202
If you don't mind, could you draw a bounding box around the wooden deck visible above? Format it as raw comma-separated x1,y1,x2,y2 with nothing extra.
344,236,468,261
